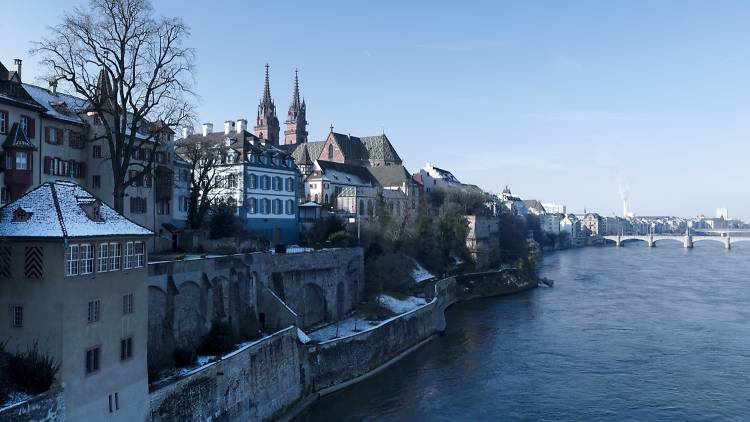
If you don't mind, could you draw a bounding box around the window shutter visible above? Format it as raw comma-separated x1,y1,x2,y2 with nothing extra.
28,118,36,139
43,156,51,174
57,129,64,145
79,162,86,178
45,127,50,143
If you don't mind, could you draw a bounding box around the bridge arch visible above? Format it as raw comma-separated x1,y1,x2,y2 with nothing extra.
651,237,685,245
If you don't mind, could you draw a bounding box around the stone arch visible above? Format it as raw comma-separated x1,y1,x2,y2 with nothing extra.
301,283,327,327
173,280,205,349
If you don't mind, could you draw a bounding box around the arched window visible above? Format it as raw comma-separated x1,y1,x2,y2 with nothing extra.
248,197,257,214
273,199,282,215
261,198,270,214
286,199,294,215
324,194,329,203
314,194,319,202
359,200,365,216
248,173,257,189
328,144,333,159
260,175,269,190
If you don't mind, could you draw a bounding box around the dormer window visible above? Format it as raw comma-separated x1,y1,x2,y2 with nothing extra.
80,200,104,222
12,207,33,222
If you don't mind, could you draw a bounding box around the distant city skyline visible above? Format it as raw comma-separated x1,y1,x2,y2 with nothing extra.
4,0,749,218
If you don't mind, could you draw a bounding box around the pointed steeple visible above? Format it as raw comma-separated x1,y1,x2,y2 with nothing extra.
255,63,280,145
284,68,308,145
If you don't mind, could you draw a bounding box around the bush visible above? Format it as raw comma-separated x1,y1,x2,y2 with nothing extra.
209,200,244,239
172,347,197,368
7,341,60,395
327,231,355,248
197,321,236,356
307,216,345,246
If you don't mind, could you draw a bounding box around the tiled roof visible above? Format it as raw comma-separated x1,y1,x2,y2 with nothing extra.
359,135,401,162
367,165,413,188
22,83,88,125
282,141,325,163
2,123,36,149
316,160,375,186
0,181,153,239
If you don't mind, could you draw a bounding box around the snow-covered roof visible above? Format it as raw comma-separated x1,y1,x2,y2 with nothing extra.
0,181,153,239
22,83,88,125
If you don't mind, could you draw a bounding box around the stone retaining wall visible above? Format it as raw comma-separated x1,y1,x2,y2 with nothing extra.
148,327,303,422
0,388,65,422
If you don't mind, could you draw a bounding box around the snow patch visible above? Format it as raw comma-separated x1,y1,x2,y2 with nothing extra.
376,294,428,314
411,260,435,283
296,328,311,344
0,391,35,410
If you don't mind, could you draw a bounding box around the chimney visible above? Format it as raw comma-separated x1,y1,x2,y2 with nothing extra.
236,118,247,133
13,59,22,80
224,120,234,135
49,80,58,94
181,126,193,139
202,123,213,136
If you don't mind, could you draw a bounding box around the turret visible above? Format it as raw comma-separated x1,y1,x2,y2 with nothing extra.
284,69,308,145
254,64,280,146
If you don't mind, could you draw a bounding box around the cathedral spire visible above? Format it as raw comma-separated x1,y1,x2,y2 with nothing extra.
255,63,280,145
284,69,308,145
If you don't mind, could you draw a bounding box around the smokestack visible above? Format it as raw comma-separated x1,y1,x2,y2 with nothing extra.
202,123,213,136
224,120,234,135
49,79,58,94
236,118,247,133
13,59,22,80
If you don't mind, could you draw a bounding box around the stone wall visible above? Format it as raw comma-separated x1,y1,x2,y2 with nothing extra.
455,269,538,299
148,327,303,422
0,388,65,422
147,248,364,368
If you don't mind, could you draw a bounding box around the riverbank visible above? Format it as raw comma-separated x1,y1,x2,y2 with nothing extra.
283,268,538,421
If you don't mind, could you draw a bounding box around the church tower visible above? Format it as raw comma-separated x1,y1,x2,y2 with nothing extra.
284,69,308,145
254,64,280,145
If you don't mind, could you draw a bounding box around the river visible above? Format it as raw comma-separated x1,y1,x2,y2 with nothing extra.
297,242,750,421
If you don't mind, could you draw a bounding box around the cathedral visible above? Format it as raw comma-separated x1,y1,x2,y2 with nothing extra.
254,64,307,146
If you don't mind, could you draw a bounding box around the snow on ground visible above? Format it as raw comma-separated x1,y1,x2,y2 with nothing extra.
376,294,428,314
307,314,382,342
307,295,430,343
0,391,34,410
411,260,435,283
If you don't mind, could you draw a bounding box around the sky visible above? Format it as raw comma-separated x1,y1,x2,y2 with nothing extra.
2,0,750,218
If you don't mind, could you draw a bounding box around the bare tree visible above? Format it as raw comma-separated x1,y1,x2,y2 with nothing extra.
175,136,231,229
32,0,195,212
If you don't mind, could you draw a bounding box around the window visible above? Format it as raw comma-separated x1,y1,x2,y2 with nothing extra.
273,199,282,215
93,175,101,189
134,242,145,268
11,305,23,328
248,197,257,214
109,393,119,413
15,152,28,170
286,199,294,215
248,174,257,189
0,110,7,134
66,245,79,276
285,177,294,192
260,175,269,190
87,300,100,323
130,197,147,213
124,242,134,269
109,243,121,271
123,294,133,315
260,198,269,214
98,243,109,272
20,116,35,138
5,153,13,170
120,337,133,361
85,347,100,374
80,244,94,274
328,144,333,159
227,174,238,189
45,127,62,145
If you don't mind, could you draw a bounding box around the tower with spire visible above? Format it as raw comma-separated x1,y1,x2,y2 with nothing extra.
284,69,308,145
254,64,280,146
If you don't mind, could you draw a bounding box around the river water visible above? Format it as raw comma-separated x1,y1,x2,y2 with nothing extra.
298,242,750,421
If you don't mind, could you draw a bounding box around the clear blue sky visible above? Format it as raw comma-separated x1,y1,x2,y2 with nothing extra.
3,0,750,218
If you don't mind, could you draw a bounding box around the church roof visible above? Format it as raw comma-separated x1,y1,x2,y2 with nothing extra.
0,181,153,239
282,141,325,164
315,160,375,186
367,165,413,188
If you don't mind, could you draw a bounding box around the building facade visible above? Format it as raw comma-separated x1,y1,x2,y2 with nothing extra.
0,181,152,420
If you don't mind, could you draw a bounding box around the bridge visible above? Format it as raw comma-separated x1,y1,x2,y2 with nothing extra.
602,233,750,249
